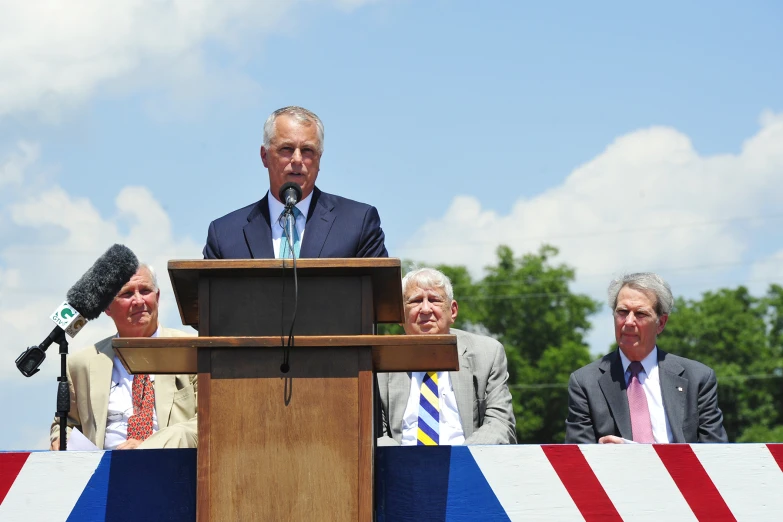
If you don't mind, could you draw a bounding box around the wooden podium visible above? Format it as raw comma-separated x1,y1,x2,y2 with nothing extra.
113,259,458,521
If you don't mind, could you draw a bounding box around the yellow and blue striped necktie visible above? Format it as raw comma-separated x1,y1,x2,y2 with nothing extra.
417,371,440,445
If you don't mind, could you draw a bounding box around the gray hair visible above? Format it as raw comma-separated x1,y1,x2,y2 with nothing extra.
608,272,673,316
402,267,454,302
263,106,324,153
139,263,159,291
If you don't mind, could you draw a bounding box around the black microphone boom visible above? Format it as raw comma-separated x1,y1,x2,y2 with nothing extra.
279,182,303,209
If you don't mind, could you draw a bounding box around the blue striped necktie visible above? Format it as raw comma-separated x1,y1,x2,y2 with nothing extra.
278,207,302,259
417,372,440,445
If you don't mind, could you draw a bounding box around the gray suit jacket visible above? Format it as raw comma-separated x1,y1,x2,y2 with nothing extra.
377,328,516,445
565,348,728,443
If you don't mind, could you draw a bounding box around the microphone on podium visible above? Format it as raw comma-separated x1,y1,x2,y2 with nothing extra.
279,181,303,210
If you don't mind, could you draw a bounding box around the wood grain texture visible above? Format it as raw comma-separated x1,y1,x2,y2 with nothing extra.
357,349,374,521
113,335,459,374
206,347,364,521
196,361,211,522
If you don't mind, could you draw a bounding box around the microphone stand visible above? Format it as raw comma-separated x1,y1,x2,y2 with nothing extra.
14,326,71,450
53,328,70,450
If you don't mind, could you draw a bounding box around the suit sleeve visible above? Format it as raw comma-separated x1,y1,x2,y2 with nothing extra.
49,359,79,446
203,220,222,259
565,372,597,443
356,205,388,258
375,373,400,446
697,368,728,442
464,341,517,445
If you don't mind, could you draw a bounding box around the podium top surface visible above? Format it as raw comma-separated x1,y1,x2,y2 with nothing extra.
113,334,459,374
168,258,404,327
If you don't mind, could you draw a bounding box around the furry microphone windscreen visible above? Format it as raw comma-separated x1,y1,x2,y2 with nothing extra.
66,244,140,320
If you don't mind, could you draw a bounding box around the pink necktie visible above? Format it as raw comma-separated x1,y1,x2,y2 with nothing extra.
627,361,654,443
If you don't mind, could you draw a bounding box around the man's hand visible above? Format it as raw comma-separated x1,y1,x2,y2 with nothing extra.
50,438,59,451
115,438,143,450
598,435,626,444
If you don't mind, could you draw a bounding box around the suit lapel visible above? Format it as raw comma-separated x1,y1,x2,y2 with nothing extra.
450,334,474,439
243,194,275,258
657,350,687,443
300,188,335,258
90,338,115,447
598,352,633,439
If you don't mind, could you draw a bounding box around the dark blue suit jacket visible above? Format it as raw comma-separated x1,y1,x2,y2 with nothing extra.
203,187,388,259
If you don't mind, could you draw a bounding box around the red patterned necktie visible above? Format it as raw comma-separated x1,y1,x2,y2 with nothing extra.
627,361,654,443
127,374,155,441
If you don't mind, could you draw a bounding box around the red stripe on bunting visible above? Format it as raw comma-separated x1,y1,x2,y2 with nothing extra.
767,444,783,473
654,444,735,522
542,445,623,522
0,452,30,505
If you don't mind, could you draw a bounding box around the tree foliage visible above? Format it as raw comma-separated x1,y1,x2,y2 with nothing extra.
660,285,783,442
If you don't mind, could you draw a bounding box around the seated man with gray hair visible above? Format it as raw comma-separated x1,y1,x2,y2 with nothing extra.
565,272,727,444
50,264,197,450
377,267,516,445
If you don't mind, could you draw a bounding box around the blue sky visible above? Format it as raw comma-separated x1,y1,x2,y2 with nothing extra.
1,0,782,450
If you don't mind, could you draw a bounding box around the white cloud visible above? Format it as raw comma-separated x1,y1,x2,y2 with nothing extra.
0,141,39,188
748,249,783,295
0,146,201,381
0,0,381,121
398,111,783,349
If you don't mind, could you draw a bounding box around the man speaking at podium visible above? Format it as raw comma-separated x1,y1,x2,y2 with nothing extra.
203,106,387,259
49,265,197,450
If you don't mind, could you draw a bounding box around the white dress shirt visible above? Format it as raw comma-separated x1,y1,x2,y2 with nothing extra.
268,190,313,258
104,329,160,449
400,371,465,445
619,346,674,443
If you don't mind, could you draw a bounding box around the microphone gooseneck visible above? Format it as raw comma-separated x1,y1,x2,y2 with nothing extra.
277,182,302,378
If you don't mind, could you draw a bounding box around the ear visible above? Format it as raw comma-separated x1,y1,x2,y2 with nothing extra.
260,145,269,168
449,300,458,324
657,314,668,334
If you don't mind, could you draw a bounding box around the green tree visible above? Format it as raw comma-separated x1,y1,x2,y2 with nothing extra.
468,245,599,443
660,286,783,442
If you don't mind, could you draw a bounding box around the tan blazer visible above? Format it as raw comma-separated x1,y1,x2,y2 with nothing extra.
49,327,198,449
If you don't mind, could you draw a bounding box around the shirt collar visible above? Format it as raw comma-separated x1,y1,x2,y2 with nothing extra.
114,325,160,338
619,345,658,376
268,189,313,222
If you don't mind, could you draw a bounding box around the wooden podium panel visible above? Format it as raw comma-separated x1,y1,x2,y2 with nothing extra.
200,347,373,521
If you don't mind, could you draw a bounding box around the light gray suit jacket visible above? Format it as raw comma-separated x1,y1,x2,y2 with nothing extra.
377,328,516,445
565,348,728,443
50,327,198,449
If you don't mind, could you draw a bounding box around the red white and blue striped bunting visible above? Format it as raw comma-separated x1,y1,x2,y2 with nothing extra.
2,445,783,521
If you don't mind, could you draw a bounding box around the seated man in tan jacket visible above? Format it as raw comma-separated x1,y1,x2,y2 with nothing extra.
50,264,197,450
